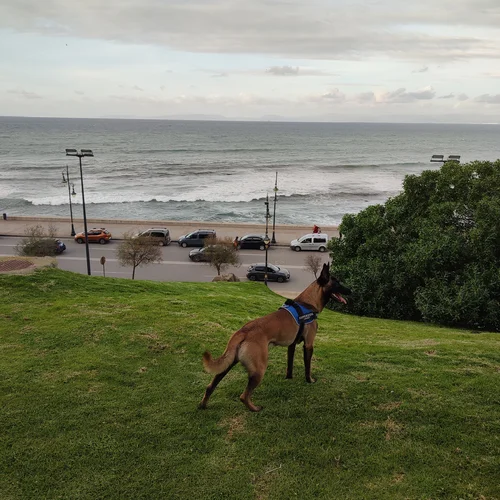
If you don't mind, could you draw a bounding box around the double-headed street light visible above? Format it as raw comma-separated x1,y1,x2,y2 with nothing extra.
64,164,77,237
66,148,94,276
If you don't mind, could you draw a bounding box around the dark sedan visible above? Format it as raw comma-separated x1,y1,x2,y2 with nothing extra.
238,234,268,250
246,263,290,283
189,246,212,262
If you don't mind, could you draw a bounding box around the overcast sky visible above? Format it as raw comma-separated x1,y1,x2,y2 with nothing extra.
2,0,500,122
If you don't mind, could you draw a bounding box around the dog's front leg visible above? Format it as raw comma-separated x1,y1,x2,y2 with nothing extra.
302,322,317,383
303,345,316,383
286,343,296,379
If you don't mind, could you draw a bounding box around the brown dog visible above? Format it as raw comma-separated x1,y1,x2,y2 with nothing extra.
199,263,351,412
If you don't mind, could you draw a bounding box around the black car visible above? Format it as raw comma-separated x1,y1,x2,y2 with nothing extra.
238,234,268,250
54,239,66,254
188,246,213,262
246,263,290,283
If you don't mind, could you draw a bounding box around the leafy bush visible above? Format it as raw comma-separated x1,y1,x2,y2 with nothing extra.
15,224,59,257
329,160,500,331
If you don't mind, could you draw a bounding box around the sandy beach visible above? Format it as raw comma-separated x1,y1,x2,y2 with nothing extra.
0,215,339,245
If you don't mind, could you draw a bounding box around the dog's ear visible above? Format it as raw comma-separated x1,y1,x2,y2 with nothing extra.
317,262,330,286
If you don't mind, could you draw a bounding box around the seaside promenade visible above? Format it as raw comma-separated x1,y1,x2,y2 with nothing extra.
0,215,339,244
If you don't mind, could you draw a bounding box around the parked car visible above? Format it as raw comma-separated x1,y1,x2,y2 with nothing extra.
189,246,213,262
238,234,268,250
54,239,66,254
246,263,290,282
178,229,216,248
74,228,112,244
290,233,329,252
135,228,171,246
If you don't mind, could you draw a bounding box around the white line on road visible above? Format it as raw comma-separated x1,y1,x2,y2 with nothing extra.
0,253,311,270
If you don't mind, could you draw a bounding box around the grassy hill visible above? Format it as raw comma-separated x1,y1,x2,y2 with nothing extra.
0,268,499,499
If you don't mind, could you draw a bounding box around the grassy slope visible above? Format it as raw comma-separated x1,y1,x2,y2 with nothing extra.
0,269,499,500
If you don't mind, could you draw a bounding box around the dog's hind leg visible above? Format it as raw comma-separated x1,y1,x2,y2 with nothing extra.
198,361,237,409
239,372,264,412
239,342,267,412
286,342,297,379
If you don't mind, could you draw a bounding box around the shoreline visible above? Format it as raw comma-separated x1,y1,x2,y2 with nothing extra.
0,215,339,244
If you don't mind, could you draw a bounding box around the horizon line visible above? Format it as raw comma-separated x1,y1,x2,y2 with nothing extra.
0,114,498,126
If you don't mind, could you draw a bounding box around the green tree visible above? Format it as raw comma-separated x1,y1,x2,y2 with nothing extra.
329,160,500,331
204,236,240,276
116,231,163,280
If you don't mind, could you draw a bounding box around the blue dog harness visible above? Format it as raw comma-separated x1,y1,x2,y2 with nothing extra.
280,299,317,343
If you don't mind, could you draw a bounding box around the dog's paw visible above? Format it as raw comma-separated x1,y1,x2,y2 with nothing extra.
285,374,293,379
306,377,316,384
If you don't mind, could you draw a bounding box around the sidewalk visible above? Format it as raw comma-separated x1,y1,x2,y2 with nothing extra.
0,215,339,245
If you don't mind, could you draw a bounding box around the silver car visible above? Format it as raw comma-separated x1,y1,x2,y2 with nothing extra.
290,233,329,252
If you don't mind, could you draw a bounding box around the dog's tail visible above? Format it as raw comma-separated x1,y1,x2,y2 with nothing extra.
202,334,242,375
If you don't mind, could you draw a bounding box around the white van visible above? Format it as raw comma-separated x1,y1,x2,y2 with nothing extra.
290,233,329,252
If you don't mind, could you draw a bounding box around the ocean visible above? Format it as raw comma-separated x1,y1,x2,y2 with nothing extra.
0,117,498,226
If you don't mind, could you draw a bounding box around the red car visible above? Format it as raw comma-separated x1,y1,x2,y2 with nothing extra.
74,228,112,244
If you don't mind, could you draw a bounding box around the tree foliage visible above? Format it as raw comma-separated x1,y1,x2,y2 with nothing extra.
204,236,240,276
329,160,500,331
116,231,163,279
15,224,59,257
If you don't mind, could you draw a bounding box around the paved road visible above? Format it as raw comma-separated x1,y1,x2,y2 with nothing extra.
0,237,330,296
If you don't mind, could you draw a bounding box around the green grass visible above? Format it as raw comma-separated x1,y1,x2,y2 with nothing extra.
1,268,499,500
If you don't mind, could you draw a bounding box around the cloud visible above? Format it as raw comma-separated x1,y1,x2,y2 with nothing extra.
378,86,436,103
266,66,299,76
3,0,500,62
355,92,376,103
132,85,144,91
107,92,291,108
307,88,346,103
322,89,346,101
457,93,469,101
7,88,42,99
474,94,500,103
74,90,85,95
412,66,429,73
264,65,334,76
211,72,228,78
438,93,454,99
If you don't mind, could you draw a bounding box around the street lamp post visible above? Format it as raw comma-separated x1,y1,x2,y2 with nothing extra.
66,148,94,276
271,172,278,244
65,164,77,237
264,195,271,286
264,236,271,287
265,193,270,238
